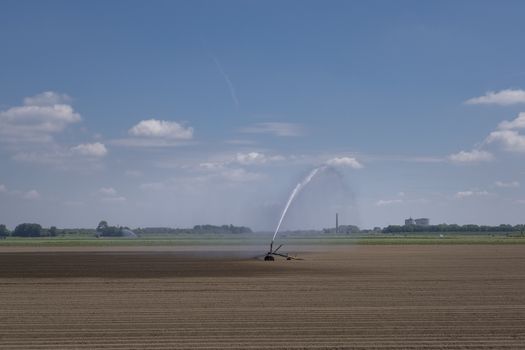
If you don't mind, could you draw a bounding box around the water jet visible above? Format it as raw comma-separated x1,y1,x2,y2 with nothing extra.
265,165,327,261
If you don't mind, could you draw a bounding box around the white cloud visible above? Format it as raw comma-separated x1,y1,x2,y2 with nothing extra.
71,142,108,157
448,149,494,163
465,89,525,106
23,91,72,106
23,190,40,200
235,152,284,165
196,152,284,170
0,105,81,142
326,157,364,169
0,92,81,144
240,122,303,137
495,181,520,188
129,119,193,139
376,199,403,206
98,187,117,196
497,112,525,130
455,190,489,199
486,130,525,152
0,92,106,169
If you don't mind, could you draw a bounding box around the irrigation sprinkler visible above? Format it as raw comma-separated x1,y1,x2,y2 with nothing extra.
264,240,301,261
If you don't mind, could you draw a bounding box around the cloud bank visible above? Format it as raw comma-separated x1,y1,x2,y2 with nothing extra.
448,149,493,163
465,89,525,106
0,91,81,144
326,156,363,169
71,142,108,157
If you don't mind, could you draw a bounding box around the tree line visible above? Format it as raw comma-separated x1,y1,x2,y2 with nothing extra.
3,222,523,238
382,224,525,234
135,224,253,235
0,222,253,238
0,223,60,238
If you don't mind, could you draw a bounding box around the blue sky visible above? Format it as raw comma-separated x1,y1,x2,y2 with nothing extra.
1,0,525,230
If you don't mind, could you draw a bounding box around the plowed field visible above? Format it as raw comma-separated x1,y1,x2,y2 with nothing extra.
1,245,525,349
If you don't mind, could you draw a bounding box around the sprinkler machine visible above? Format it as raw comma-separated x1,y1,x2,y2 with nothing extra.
264,240,301,261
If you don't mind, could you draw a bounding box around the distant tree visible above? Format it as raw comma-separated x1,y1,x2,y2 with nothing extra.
0,224,9,238
49,226,58,237
13,223,42,237
97,221,108,233
96,220,123,237
101,226,123,236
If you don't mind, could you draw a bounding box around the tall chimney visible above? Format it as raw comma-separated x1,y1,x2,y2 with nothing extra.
336,213,339,234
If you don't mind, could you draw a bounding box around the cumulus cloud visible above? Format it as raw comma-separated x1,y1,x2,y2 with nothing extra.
113,119,194,148
196,151,284,170
448,149,494,163
23,91,72,106
455,190,489,199
376,199,403,206
129,119,193,139
235,152,285,165
0,91,81,144
23,190,40,200
240,122,303,137
497,112,525,130
0,92,97,168
495,181,520,188
326,157,363,169
465,89,525,106
236,152,266,165
98,187,117,196
486,130,525,152
71,142,108,157
97,187,125,202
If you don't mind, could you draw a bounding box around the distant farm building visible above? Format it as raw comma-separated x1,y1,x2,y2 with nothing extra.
405,217,430,226
415,218,430,226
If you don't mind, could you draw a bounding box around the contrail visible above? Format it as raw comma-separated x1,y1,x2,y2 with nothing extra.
211,56,240,109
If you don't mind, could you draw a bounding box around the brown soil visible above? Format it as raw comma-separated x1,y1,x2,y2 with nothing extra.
1,245,524,349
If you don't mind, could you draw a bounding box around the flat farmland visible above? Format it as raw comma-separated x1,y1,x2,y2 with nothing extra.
1,245,525,349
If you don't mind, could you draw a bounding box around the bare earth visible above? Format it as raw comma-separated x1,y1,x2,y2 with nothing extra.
1,245,525,349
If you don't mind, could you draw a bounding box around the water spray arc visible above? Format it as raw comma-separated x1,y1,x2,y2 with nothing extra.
265,165,327,261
